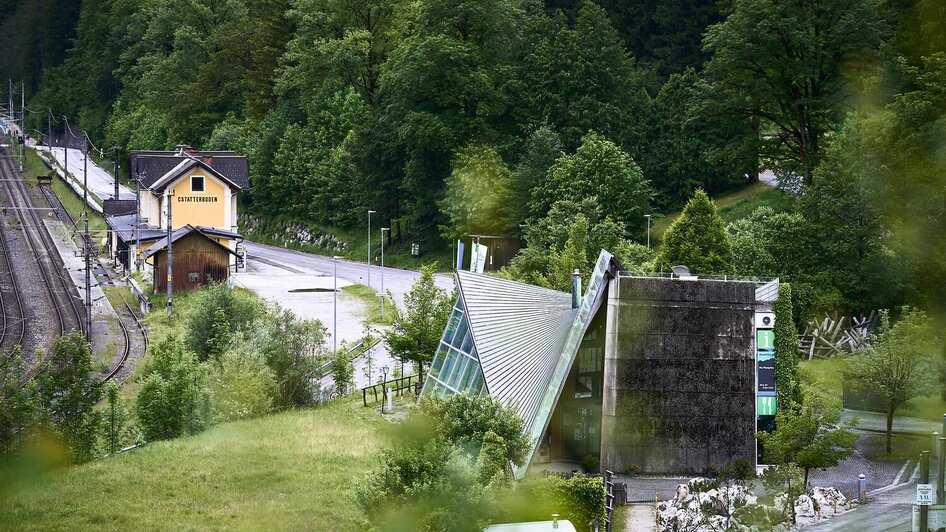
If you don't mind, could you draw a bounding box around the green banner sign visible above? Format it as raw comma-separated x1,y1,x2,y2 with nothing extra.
757,329,775,350
757,396,777,416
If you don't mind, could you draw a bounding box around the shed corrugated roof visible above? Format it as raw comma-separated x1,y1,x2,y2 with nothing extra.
105,213,165,243
140,225,237,259
455,270,578,437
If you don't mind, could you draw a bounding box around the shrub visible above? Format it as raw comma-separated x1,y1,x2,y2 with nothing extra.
185,282,263,361
207,347,276,423
719,458,755,481
135,335,210,441
100,382,138,455
37,332,101,464
251,304,329,408
505,474,607,528
357,394,530,530
580,453,600,474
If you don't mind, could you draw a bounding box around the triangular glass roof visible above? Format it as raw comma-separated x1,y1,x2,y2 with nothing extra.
421,250,619,479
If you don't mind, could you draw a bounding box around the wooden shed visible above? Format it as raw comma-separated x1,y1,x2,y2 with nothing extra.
142,225,236,294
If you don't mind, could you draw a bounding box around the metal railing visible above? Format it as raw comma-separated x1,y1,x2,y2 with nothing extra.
362,374,420,407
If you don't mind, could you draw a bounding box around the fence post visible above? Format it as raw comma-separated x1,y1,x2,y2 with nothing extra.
363,388,367,407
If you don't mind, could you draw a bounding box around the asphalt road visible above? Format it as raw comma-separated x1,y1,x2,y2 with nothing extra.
242,241,455,307
806,480,916,531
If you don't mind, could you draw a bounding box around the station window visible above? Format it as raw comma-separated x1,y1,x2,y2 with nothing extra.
191,176,205,193
188,272,199,283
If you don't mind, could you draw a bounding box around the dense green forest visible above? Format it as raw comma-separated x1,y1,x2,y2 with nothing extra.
2,0,946,321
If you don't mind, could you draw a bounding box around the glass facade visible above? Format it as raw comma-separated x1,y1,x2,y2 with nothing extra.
422,298,487,397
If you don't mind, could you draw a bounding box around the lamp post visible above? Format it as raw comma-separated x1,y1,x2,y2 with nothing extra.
645,214,652,250
381,365,390,414
333,255,343,353
367,209,376,289
381,227,389,319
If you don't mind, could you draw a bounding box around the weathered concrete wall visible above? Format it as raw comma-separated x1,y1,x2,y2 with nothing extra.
601,277,756,475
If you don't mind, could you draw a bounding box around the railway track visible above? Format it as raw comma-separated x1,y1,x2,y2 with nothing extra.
32,157,148,385
0,216,26,353
0,146,84,376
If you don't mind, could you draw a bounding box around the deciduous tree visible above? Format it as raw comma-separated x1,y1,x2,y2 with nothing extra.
704,0,886,183
758,385,857,487
849,308,939,453
385,265,454,378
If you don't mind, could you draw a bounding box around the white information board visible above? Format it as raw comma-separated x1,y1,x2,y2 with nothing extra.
918,484,934,506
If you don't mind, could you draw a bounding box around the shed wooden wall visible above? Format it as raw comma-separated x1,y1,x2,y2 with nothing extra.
153,232,230,294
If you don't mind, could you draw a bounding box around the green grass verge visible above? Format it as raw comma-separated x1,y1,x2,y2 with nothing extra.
23,148,107,234
342,284,394,326
799,357,946,421
864,433,926,462
650,182,796,243
0,396,386,530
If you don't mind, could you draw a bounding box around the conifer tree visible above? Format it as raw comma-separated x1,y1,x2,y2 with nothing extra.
774,283,801,408
657,190,735,275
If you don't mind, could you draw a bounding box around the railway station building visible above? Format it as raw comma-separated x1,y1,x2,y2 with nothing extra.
105,145,248,279
421,250,778,478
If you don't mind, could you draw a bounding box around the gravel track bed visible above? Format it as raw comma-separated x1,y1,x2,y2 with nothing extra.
0,148,83,368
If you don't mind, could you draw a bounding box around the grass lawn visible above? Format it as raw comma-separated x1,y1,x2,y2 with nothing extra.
23,148,107,234
799,357,946,421
342,284,395,326
650,182,796,243
0,396,387,531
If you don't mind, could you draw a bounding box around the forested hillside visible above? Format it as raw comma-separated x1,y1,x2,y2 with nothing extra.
2,0,946,321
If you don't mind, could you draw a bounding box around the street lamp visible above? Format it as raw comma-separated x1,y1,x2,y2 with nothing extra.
381,365,390,414
381,227,389,319
644,214,652,250
367,209,376,289
333,255,344,353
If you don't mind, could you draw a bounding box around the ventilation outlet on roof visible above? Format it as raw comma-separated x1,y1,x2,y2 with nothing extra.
571,269,581,308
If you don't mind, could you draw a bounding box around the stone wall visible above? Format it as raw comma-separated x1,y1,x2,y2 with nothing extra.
601,277,756,474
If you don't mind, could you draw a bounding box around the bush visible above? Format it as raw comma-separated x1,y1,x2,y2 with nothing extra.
135,335,210,441
251,304,329,408
580,453,600,474
37,332,101,464
719,459,755,481
185,282,263,361
505,474,607,528
356,394,531,530
207,347,276,423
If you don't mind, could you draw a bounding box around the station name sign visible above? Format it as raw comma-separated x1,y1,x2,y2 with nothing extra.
178,196,218,203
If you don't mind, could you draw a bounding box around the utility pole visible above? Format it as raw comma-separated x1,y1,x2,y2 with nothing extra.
84,146,92,341
367,209,375,289
84,213,92,342
19,80,24,171
113,145,120,199
921,450,930,532
135,171,144,272
166,190,174,315
63,117,68,189
83,132,88,208
381,227,389,320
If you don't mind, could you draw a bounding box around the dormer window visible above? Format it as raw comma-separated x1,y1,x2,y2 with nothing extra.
191,176,205,193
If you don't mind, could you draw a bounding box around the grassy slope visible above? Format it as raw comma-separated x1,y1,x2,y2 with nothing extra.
650,182,796,242
0,397,385,531
23,148,107,234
